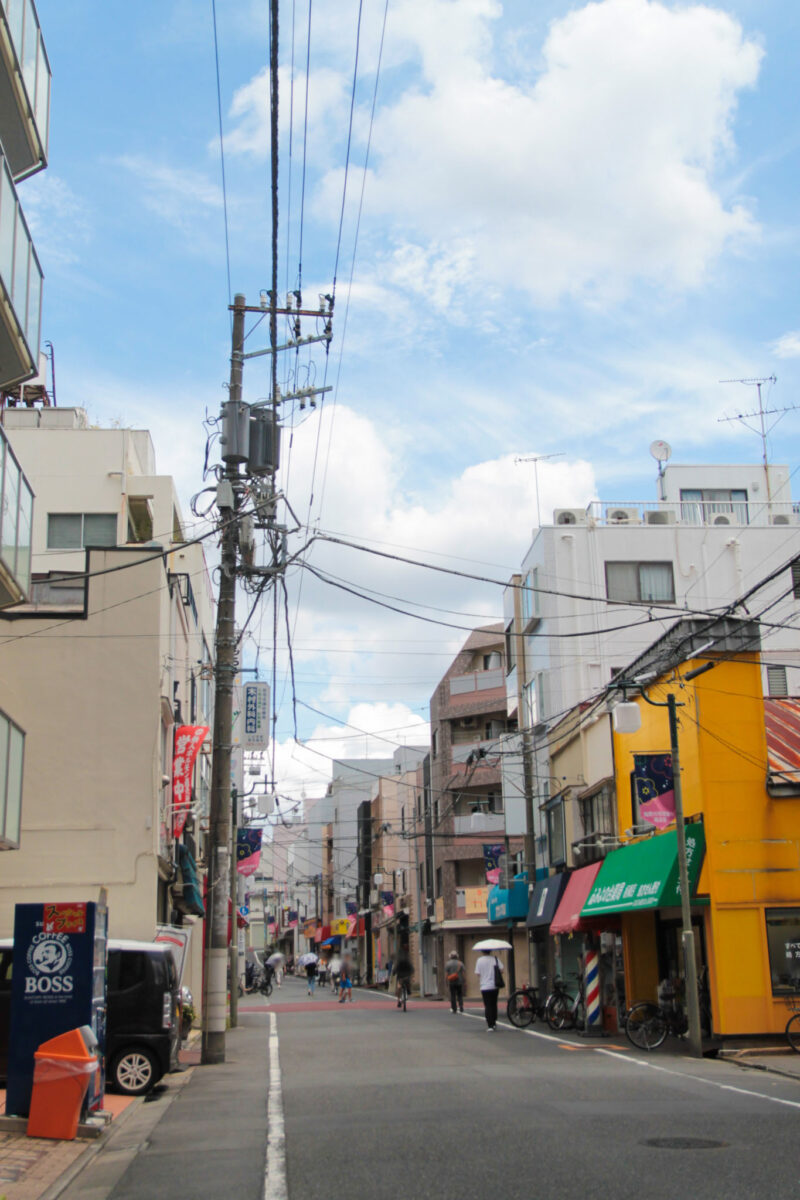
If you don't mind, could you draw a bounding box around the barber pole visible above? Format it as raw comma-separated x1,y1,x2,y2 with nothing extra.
585,948,601,1029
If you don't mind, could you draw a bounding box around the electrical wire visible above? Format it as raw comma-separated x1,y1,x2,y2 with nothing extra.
211,0,233,317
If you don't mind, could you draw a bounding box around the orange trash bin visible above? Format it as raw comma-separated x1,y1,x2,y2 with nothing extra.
27,1026,100,1140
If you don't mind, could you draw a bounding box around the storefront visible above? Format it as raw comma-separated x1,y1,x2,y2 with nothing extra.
581,823,708,1021
525,873,568,994
549,862,603,994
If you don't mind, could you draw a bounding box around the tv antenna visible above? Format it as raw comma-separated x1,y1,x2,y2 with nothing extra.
718,376,797,507
515,452,565,527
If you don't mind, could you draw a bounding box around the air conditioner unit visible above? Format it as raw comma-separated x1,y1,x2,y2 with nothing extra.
607,507,641,525
712,513,732,525
770,513,798,526
645,509,675,526
554,508,587,526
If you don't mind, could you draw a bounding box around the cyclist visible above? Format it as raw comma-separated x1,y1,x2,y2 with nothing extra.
394,953,414,1007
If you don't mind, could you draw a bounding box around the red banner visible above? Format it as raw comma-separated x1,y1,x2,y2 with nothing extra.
172,725,209,836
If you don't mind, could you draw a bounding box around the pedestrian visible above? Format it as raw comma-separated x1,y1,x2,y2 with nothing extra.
305,959,317,996
318,959,328,989
274,963,282,988
445,949,466,1014
393,953,414,1007
338,962,354,1003
475,948,503,1031
330,953,342,995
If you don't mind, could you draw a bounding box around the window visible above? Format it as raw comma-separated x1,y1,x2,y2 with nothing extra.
792,560,800,600
47,513,117,549
766,909,800,995
523,681,538,729
504,623,516,672
522,567,540,625
487,790,504,814
579,783,614,838
605,561,675,604
435,866,442,898
680,488,748,525
546,799,566,867
0,708,24,849
767,665,788,698
431,730,438,758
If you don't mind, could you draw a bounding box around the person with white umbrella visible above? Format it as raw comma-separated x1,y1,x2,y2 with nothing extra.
472,939,510,1031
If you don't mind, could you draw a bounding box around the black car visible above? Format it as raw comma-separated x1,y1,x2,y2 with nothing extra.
0,937,182,1095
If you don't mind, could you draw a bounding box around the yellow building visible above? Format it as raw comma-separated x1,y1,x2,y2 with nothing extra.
583,617,800,1038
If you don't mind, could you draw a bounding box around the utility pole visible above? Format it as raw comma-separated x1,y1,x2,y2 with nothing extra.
202,293,246,1065
667,693,703,1059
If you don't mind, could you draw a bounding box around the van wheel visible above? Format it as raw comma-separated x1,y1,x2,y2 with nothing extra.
111,1048,159,1095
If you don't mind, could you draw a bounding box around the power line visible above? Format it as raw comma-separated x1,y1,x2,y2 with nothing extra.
210,0,233,316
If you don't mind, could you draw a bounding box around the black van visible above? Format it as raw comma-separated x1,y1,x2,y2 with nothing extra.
0,937,181,1095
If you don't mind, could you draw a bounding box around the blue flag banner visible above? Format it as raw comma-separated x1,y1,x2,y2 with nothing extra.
346,900,358,916
483,843,504,885
632,753,675,830
236,827,263,876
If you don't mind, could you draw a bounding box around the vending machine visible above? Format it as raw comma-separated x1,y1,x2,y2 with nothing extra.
6,901,107,1117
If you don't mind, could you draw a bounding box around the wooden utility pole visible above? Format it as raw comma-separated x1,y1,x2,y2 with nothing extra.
202,294,246,1064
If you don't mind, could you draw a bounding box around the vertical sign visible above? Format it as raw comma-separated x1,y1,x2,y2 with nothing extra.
242,681,271,750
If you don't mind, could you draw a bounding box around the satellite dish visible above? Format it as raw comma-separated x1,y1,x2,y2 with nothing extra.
649,439,672,464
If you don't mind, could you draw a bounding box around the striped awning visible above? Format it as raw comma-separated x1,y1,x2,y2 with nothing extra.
765,699,800,792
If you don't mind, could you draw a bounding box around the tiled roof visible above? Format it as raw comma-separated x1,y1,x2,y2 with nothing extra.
765,698,800,784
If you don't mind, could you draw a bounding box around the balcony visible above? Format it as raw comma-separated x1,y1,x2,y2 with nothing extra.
449,667,504,698
0,150,41,387
0,425,31,605
0,0,50,179
454,812,504,835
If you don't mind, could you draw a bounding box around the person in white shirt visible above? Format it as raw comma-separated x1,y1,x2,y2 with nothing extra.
475,950,503,1030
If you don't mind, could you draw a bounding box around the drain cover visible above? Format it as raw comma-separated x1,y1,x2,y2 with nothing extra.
644,1137,727,1150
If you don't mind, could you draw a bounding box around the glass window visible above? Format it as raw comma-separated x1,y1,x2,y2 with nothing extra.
15,477,31,594
606,562,675,604
26,255,41,356
0,168,15,295
1,450,19,572
5,724,23,846
547,800,565,866
504,622,516,672
47,513,117,549
6,0,24,50
0,714,7,842
47,513,81,549
83,513,117,545
766,908,800,995
523,681,537,729
35,39,50,142
21,1,37,102
11,208,28,317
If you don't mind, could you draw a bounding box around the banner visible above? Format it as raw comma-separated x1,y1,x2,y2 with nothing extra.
288,910,298,929
381,891,394,918
632,753,675,830
346,914,358,936
172,725,209,836
236,827,263,876
242,681,271,749
332,918,350,936
482,843,505,885
345,900,358,916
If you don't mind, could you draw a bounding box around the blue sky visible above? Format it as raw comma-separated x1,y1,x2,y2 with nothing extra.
30,0,800,797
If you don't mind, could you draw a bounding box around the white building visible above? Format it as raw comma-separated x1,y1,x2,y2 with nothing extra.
0,407,215,1005
503,460,800,866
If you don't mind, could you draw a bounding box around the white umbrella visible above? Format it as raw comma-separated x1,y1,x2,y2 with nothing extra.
472,939,512,951
296,952,319,967
266,952,284,967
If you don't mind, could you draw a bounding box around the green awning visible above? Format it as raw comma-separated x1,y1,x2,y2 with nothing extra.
581,822,706,918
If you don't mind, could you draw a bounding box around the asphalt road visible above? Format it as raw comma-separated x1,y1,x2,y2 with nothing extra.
64,975,800,1200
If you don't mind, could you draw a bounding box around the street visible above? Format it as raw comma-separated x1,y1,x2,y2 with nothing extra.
63,975,800,1200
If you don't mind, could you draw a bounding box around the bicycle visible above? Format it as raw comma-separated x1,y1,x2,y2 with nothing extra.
625,992,687,1050
545,975,585,1031
397,979,410,1012
507,983,541,1028
785,999,800,1053
238,969,273,998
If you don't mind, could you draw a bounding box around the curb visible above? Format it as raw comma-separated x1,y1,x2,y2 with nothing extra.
37,1094,145,1200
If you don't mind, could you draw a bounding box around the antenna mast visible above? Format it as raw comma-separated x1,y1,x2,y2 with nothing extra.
718,375,797,508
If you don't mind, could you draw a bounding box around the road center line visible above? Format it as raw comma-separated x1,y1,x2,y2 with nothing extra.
594,1047,800,1110
264,1012,288,1200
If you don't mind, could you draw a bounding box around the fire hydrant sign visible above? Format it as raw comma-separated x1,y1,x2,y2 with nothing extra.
6,901,107,1118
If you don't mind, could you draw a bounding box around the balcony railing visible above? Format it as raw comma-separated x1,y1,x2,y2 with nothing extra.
0,0,50,178
449,668,504,697
0,148,41,387
454,813,504,835
0,424,31,604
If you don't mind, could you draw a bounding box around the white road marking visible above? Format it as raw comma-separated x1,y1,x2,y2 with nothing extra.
594,1047,800,1110
264,1012,288,1200
462,1011,800,1110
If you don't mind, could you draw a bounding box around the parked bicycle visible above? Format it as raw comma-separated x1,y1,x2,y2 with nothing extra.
238,966,273,998
545,974,585,1031
785,999,800,1053
397,979,409,1012
507,983,542,1028
625,989,686,1050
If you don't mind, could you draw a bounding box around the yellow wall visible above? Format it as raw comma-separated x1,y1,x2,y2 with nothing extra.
613,656,800,1035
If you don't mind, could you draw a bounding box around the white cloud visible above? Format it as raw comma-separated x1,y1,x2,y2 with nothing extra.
772,332,800,359
341,0,763,306
115,156,222,235
226,65,350,164
21,174,92,269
